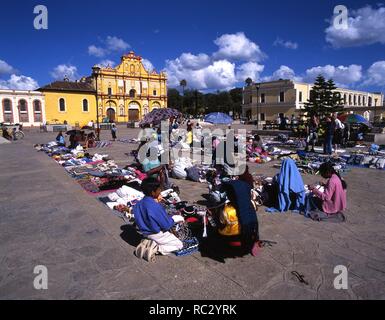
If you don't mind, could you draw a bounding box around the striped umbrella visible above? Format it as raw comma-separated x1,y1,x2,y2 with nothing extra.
139,108,181,126
337,114,371,126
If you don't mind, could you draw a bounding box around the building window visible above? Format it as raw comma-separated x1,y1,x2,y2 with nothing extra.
153,90,157,96
299,91,302,102
279,91,285,103
82,99,89,112
353,95,357,105
363,96,366,106
33,100,42,122
2,99,13,123
129,89,136,98
119,106,125,116
358,96,361,105
344,94,347,105
59,98,66,112
249,96,252,104
368,97,372,107
108,87,112,95
260,113,265,121
18,99,29,123
260,93,265,103
349,95,352,105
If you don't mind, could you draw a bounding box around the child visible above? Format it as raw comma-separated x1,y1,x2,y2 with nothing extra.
308,162,347,221
133,178,184,260
111,123,117,141
56,131,65,146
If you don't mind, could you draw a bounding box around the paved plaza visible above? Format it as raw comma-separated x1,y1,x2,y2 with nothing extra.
1,124,385,300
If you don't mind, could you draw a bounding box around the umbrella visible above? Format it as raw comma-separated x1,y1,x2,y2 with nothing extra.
338,114,371,126
204,112,233,125
139,108,181,126
66,129,84,136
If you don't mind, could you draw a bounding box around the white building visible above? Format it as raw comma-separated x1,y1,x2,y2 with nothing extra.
242,79,385,122
0,89,46,126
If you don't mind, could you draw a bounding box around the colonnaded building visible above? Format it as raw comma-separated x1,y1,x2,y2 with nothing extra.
0,52,167,127
0,89,45,126
242,79,385,123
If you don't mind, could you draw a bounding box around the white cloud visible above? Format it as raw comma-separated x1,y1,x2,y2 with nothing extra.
50,64,79,81
203,60,237,90
142,59,155,72
303,64,363,87
0,74,39,90
179,53,211,70
325,5,385,48
213,32,266,62
88,36,130,57
236,62,264,82
165,57,206,89
97,60,116,68
273,38,298,50
88,45,107,58
0,60,16,75
262,65,303,82
363,61,385,87
164,32,268,91
105,36,130,51
165,57,236,91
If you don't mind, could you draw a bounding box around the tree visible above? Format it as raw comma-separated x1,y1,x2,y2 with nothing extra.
167,89,182,110
245,78,253,87
179,79,187,113
229,88,243,117
325,79,344,113
304,75,343,118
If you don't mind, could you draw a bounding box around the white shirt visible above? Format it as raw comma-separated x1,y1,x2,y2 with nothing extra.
335,118,345,130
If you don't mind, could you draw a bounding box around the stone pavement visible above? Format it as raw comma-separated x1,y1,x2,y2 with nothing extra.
1,125,385,300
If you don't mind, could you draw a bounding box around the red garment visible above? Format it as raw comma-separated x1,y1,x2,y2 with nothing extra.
312,174,347,214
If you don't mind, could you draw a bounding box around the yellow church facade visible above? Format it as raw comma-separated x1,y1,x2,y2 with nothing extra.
92,51,168,123
39,51,167,127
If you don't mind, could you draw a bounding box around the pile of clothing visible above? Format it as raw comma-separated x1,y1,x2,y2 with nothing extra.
171,157,210,183
343,152,385,170
274,151,350,175
34,142,147,194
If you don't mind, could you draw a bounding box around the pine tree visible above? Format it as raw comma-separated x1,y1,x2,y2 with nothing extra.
304,76,344,118
325,79,344,114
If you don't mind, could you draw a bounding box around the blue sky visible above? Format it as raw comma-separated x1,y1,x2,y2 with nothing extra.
0,0,384,93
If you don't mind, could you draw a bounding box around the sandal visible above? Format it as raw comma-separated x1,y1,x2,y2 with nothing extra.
143,241,158,263
134,239,151,259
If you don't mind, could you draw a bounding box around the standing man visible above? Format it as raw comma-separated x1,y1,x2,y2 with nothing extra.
333,113,345,153
111,123,117,141
324,116,335,155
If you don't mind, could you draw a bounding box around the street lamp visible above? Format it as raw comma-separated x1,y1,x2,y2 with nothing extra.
255,83,260,129
93,66,101,141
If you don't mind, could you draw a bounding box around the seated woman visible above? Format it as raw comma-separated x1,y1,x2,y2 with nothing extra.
140,147,170,190
216,180,260,257
308,162,347,221
56,131,65,146
85,132,95,149
133,178,184,261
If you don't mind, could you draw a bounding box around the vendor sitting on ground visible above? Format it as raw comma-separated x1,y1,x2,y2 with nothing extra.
133,178,184,258
2,128,11,140
216,180,260,257
56,131,65,146
140,146,169,190
308,162,347,221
